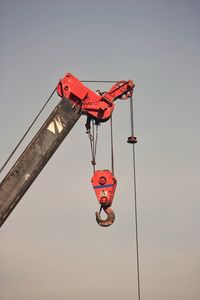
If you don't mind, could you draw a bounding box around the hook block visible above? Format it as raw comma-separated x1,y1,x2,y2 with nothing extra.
91,170,117,207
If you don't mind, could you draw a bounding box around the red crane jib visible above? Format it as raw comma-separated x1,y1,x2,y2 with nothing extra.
57,73,134,122
91,170,117,207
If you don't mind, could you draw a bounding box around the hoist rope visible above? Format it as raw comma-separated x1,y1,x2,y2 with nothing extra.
88,134,95,173
110,116,115,175
87,120,99,173
81,80,117,83
91,120,96,173
87,117,115,176
129,96,141,300
0,87,57,174
94,124,98,162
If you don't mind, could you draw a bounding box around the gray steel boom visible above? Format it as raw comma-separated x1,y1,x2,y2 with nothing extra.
0,98,82,227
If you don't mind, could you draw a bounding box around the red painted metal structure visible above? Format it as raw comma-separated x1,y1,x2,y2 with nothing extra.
91,170,117,227
0,72,135,227
57,73,134,121
57,73,135,226
91,170,117,207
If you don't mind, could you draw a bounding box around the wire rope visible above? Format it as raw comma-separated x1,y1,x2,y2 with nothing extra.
129,95,141,300
87,119,99,173
81,80,117,83
110,116,115,175
0,87,57,174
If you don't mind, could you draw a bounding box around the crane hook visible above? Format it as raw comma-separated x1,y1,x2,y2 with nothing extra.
95,206,115,227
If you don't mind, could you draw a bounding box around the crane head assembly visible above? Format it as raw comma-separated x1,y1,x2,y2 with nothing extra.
0,72,136,228
57,73,134,122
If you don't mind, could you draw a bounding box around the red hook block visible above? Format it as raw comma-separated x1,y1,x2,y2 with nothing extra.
91,170,117,207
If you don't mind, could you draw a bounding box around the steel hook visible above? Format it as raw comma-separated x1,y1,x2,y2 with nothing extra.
95,206,115,227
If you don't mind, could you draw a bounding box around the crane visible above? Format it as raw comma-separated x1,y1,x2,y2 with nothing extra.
0,73,136,227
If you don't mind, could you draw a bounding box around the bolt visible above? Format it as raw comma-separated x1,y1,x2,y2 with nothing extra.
100,197,109,205
99,176,107,185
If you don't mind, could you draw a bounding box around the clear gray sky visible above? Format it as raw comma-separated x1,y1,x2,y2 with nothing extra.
0,0,200,299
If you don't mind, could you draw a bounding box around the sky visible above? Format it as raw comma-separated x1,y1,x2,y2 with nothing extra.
0,0,200,299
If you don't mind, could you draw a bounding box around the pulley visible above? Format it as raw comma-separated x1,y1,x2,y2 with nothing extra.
91,169,117,227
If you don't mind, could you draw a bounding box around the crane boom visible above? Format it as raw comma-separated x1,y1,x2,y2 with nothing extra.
0,98,81,226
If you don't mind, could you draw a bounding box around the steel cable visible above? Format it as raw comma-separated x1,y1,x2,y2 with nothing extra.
87,120,99,173
129,95,141,300
110,116,115,175
0,87,57,174
81,80,117,83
